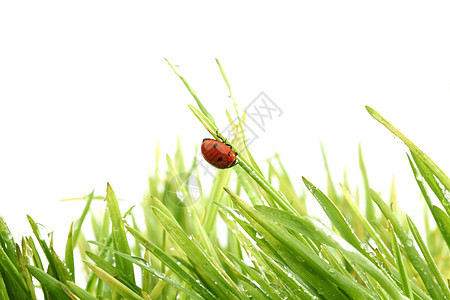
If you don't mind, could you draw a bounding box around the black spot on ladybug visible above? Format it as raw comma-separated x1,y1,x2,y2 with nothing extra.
217,157,223,162
228,152,231,156
213,143,218,148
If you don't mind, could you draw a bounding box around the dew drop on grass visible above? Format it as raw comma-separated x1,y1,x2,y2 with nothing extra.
405,239,413,247
255,232,264,239
169,247,174,251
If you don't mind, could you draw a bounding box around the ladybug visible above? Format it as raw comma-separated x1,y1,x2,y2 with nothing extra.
201,138,238,169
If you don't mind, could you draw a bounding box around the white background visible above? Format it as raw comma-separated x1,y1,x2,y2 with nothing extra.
1,1,450,253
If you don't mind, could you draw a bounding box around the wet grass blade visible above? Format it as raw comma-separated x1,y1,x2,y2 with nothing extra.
106,183,135,282
151,206,243,299
302,177,363,252
407,154,450,248
389,222,412,298
64,222,75,282
225,188,370,300
83,260,143,300
359,145,375,221
0,244,30,299
65,281,97,300
26,265,71,300
165,58,216,126
85,251,142,294
366,106,450,208
340,183,395,264
72,190,94,245
255,205,405,300
407,215,450,299
369,189,445,299
126,226,216,300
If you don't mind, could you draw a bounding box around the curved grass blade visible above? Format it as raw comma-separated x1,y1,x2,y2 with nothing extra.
17,243,36,300
225,188,371,300
407,215,450,298
369,189,446,299
151,206,243,299
0,245,30,299
106,183,135,282
407,154,450,248
302,177,363,253
83,260,143,300
85,251,141,294
26,265,71,300
0,217,19,270
65,281,97,300
389,222,412,298
340,183,395,264
165,58,216,126
27,215,61,280
320,142,338,202
64,222,75,282
366,106,450,210
260,253,318,300
224,251,284,300
255,205,406,300
72,190,94,245
90,241,208,300
359,144,375,221
125,226,216,300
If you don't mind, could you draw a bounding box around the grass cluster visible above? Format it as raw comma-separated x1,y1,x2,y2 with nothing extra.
0,60,449,299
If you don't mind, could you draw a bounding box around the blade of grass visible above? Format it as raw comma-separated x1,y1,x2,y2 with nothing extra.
165,58,216,126
225,188,372,300
125,226,215,300
85,251,141,294
105,183,135,282
255,205,406,300
65,281,97,300
366,106,450,213
26,265,71,300
389,221,412,298
27,215,60,280
302,177,364,253
72,191,94,245
151,206,243,299
407,154,450,248
369,189,445,299
83,260,143,300
89,241,209,300
320,142,338,202
359,144,375,221
406,215,450,299
340,183,395,264
64,222,74,282
0,245,30,299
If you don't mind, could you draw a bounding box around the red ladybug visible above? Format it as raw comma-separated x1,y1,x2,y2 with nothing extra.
201,138,238,169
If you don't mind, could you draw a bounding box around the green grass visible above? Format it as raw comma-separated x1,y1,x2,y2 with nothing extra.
0,60,449,299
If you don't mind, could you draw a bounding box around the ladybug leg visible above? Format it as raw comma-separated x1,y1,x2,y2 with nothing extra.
215,130,227,143
228,158,239,167
215,130,238,156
